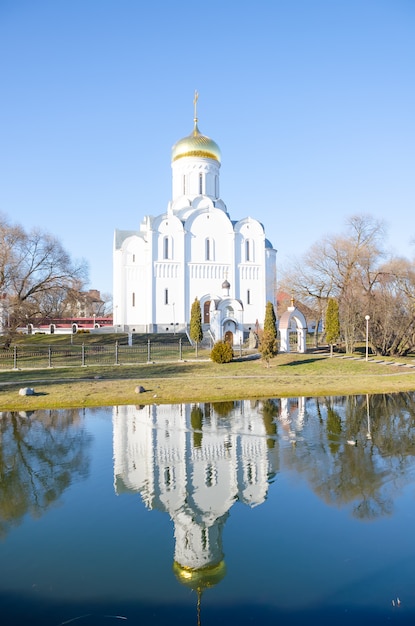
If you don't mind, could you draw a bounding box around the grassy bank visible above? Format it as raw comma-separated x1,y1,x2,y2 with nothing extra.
1,352,415,410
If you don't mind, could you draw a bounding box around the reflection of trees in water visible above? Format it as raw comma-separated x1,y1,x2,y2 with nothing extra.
281,393,415,520
360,393,415,457
260,399,279,449
210,401,236,417
191,405,204,448
0,409,92,538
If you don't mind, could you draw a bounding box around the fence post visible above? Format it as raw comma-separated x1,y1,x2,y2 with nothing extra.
82,343,85,367
13,345,17,370
147,339,151,363
48,345,52,368
179,338,182,360
115,340,119,365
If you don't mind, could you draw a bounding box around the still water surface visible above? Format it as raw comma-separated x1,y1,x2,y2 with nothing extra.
1,394,415,625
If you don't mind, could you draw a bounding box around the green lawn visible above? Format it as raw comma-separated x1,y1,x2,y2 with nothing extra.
1,350,415,410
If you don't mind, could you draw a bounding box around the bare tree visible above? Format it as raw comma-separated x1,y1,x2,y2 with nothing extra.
1,215,88,335
0,214,25,294
280,215,387,352
368,257,415,356
99,292,113,316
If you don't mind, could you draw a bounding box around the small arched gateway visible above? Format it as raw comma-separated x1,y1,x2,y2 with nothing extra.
279,305,307,353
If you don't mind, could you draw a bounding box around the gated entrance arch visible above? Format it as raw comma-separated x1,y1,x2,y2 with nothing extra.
279,306,307,353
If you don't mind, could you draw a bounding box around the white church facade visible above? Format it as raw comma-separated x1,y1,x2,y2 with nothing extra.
113,95,277,345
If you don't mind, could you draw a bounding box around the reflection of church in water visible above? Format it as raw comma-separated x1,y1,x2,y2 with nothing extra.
112,400,286,597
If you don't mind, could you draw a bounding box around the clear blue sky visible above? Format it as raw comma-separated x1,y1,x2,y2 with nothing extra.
1,0,414,297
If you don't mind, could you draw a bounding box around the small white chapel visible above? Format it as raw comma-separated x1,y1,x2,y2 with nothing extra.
113,93,277,344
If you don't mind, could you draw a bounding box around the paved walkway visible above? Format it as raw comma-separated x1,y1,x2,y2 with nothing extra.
336,354,415,368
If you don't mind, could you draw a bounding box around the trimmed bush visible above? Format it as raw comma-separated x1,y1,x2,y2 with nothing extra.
210,340,234,364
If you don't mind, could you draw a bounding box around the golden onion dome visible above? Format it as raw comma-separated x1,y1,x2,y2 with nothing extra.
173,560,226,591
172,121,221,163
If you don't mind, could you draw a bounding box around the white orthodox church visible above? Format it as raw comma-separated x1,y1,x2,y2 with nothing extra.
113,95,277,345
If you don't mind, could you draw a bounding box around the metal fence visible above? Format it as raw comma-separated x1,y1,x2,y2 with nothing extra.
0,338,256,371
0,339,193,370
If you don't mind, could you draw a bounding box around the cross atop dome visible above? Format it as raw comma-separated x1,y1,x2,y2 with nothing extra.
193,89,199,125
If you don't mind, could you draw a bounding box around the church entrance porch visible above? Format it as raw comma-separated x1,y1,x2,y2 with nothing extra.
204,296,244,346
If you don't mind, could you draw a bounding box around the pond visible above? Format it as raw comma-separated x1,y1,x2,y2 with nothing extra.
1,393,415,625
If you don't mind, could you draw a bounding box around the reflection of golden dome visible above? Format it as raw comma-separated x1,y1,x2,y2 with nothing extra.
173,560,226,591
172,122,221,163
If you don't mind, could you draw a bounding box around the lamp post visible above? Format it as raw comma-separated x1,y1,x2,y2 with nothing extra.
172,302,176,335
365,315,370,361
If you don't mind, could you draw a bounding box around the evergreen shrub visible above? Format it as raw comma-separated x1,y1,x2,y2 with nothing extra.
211,340,234,364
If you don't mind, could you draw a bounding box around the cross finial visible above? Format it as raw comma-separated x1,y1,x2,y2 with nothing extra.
193,90,199,123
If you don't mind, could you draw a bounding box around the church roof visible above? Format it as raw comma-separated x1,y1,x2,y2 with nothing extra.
172,122,221,163
171,92,220,163
114,229,139,249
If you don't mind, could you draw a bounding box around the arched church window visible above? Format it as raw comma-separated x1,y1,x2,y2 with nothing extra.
247,289,251,305
132,292,135,307
245,238,254,262
205,237,214,261
225,306,234,317
165,288,169,305
199,172,203,195
162,235,174,260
